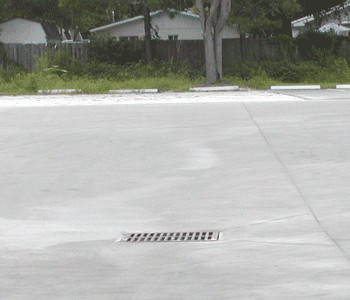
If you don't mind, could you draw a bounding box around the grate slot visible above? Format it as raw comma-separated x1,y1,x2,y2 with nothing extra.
121,231,220,243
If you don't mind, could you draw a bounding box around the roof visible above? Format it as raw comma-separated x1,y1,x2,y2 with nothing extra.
90,10,200,33
39,21,61,40
318,22,350,33
0,18,61,40
292,1,350,28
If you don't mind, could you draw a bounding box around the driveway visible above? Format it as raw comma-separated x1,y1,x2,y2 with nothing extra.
1,91,350,299
269,87,350,101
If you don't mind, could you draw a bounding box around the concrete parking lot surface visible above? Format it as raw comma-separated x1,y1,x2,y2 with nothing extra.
1,91,350,299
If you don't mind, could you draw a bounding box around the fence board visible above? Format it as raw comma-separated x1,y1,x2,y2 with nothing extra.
2,38,294,72
2,43,88,71
155,40,205,69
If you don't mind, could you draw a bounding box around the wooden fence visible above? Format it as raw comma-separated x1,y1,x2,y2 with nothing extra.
154,38,284,69
154,40,206,69
1,43,88,71
0,38,287,71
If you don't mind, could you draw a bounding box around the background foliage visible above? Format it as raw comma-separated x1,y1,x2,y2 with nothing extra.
88,35,145,65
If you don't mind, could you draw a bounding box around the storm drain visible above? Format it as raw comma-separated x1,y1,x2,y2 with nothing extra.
121,230,220,243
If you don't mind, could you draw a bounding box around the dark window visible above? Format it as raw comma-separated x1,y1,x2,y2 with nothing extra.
168,35,178,40
119,36,138,41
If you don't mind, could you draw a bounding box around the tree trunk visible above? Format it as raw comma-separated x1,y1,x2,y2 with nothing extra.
214,30,223,79
204,29,218,83
143,4,152,63
214,0,231,80
196,0,220,84
196,0,231,84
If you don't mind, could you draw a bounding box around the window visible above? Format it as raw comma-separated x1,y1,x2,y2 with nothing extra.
168,35,178,41
119,36,138,41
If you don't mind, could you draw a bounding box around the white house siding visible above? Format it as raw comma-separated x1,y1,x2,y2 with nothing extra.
91,11,240,40
151,13,204,40
223,25,239,39
0,19,47,44
98,18,145,39
330,7,350,25
152,13,239,39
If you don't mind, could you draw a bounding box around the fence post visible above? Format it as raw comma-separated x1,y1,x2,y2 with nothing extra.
0,43,4,69
239,33,245,61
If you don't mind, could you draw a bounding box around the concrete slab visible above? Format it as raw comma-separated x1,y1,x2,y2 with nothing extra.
189,86,239,92
271,85,321,90
1,92,350,299
38,89,82,94
268,88,350,101
336,84,350,89
0,91,301,107
109,89,158,93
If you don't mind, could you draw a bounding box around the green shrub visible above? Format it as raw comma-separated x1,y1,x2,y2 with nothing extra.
225,60,321,83
0,60,25,82
261,61,320,82
77,61,120,79
267,34,297,62
88,35,145,65
225,72,281,90
33,48,90,78
22,74,39,93
120,59,203,79
75,59,203,81
315,57,350,82
296,30,345,62
224,61,260,80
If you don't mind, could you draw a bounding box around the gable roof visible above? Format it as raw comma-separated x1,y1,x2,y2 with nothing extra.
318,22,350,33
90,10,200,33
39,21,61,40
0,18,61,40
292,1,350,28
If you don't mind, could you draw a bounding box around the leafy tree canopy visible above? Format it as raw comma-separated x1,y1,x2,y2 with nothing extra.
230,0,348,37
0,0,123,35
231,0,301,36
298,0,347,16
0,0,60,23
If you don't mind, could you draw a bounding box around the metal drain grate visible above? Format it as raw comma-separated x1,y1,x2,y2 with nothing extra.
121,230,220,243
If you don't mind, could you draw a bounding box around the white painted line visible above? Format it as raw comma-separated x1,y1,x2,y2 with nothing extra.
109,89,158,93
189,86,239,92
38,89,82,94
336,84,350,89
270,85,321,90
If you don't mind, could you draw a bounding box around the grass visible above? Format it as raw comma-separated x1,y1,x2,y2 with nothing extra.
2,57,350,95
0,73,347,95
0,73,203,95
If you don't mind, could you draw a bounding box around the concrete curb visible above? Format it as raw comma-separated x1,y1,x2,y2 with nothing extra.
38,89,82,94
109,89,158,93
189,86,239,92
335,84,350,89
270,85,321,90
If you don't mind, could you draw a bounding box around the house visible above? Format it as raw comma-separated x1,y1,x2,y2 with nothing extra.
292,2,350,37
90,10,240,40
318,23,350,35
62,28,87,43
0,18,62,44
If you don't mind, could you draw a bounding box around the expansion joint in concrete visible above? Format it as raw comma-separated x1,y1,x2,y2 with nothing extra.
241,102,350,262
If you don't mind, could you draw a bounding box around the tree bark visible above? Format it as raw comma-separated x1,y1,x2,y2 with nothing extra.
214,0,231,79
196,0,231,84
204,29,218,83
213,30,223,79
143,4,152,63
